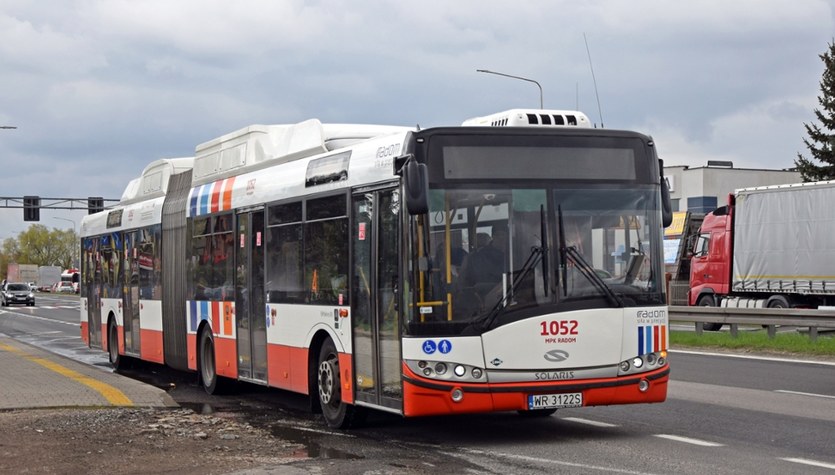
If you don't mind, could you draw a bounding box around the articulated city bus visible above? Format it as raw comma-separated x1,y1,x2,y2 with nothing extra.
81,109,673,428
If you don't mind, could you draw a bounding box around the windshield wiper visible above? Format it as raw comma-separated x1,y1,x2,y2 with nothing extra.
540,204,549,295
557,206,624,308
479,245,543,331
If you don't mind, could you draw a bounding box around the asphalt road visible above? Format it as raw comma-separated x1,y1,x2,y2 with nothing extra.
2,295,834,474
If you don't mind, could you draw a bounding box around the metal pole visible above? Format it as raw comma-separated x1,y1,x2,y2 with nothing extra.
476,69,543,109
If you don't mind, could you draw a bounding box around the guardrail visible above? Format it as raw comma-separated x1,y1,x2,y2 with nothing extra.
668,306,835,341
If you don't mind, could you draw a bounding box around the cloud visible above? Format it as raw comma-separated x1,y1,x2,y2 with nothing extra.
0,0,834,239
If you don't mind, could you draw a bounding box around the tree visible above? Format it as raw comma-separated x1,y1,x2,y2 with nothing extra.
0,225,77,280
795,40,835,181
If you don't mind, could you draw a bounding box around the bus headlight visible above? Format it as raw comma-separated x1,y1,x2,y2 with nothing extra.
406,360,485,383
632,357,644,369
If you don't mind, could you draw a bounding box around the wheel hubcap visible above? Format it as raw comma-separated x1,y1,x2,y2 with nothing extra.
318,358,337,405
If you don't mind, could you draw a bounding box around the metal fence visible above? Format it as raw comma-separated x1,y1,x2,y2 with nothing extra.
668,306,835,341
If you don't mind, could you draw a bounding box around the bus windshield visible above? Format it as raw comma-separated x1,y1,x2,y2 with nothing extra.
406,184,664,336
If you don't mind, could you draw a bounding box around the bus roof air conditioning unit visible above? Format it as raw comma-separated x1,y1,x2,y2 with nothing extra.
462,109,591,128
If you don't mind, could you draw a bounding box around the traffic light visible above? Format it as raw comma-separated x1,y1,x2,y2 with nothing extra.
88,196,104,214
23,196,40,221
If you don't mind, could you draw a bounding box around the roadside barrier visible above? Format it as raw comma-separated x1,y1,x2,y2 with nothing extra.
668,306,835,341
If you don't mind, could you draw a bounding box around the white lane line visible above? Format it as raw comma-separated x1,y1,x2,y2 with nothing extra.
654,434,724,447
775,390,835,400
3,312,78,327
452,448,659,475
670,349,835,367
561,416,619,427
780,457,835,470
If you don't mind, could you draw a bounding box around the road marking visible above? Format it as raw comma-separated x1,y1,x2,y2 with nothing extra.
774,389,835,400
654,434,724,447
561,416,619,427
0,342,133,406
670,349,835,367
780,458,835,470
0,311,78,327
453,448,658,474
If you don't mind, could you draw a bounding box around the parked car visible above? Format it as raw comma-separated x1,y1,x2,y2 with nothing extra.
55,282,75,294
2,282,35,306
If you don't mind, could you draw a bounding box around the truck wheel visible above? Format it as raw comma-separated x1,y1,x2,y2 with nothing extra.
767,295,790,309
697,295,723,331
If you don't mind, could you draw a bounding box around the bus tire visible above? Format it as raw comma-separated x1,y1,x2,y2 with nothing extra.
317,339,363,429
108,319,122,371
697,295,723,331
198,327,226,395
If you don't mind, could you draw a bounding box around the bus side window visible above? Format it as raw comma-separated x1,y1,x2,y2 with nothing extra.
266,224,305,303
304,195,349,305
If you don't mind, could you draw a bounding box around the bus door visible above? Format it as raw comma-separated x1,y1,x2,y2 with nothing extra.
86,238,102,348
236,209,267,382
123,230,141,356
351,187,403,411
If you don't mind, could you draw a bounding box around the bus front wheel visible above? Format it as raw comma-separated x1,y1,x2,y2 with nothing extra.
317,339,364,429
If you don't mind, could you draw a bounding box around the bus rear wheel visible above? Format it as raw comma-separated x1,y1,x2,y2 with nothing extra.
199,328,225,395
108,320,122,371
317,339,363,429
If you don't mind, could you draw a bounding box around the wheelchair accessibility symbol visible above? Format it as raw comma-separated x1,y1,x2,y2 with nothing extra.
422,340,437,354
422,339,453,355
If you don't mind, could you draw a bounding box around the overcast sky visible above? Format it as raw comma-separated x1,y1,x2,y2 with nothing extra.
1,0,834,240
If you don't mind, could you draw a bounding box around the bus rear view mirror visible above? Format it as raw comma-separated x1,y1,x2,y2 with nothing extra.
404,160,429,215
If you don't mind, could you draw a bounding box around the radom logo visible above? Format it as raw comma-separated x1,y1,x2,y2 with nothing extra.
543,349,570,362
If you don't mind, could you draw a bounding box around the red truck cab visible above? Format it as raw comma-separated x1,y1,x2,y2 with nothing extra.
687,200,733,307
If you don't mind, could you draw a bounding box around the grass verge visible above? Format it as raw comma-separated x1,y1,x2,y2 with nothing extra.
670,328,835,359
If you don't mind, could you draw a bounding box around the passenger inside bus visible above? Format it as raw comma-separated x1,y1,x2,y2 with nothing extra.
456,226,509,315
461,226,507,290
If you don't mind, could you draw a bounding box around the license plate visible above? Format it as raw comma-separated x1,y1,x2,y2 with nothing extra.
528,392,583,410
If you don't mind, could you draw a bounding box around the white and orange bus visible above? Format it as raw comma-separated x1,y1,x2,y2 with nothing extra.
81,109,673,428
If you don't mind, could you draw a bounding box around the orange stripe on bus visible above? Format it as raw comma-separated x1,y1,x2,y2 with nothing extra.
101,323,108,350
212,301,220,335
267,344,292,390
661,325,667,351
139,329,164,364
210,180,221,213
215,337,237,379
222,177,235,210
186,333,197,371
223,301,233,336
118,325,125,355
266,344,310,394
